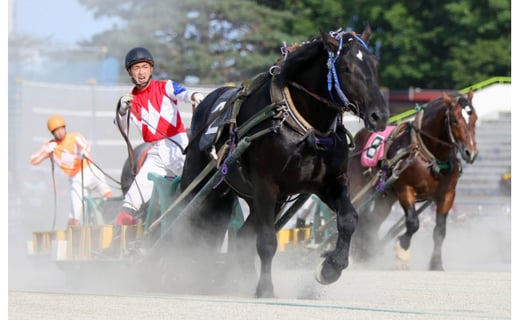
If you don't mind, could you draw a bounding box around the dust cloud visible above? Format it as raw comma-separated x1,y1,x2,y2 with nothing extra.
8,190,511,299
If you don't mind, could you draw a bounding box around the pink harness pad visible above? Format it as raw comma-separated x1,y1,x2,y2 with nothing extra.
360,125,396,168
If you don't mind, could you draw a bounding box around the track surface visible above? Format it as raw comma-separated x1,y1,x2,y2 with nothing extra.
9,208,512,319
9,270,510,320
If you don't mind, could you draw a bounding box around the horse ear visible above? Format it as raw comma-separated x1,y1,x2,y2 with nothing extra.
467,88,474,101
443,92,453,105
361,25,372,44
320,29,336,52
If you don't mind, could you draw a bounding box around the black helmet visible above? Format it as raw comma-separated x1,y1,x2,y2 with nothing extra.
125,47,154,70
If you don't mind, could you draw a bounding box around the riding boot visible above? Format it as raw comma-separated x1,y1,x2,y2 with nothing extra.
116,207,137,225
67,218,79,226
93,207,134,259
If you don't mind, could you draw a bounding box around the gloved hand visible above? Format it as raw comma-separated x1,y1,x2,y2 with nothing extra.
45,142,57,153
119,94,133,115
191,92,204,105
79,149,88,159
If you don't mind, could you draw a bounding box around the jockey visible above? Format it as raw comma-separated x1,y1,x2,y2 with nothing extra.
30,115,114,226
115,47,204,225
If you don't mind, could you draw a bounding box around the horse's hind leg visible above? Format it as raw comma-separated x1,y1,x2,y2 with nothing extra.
231,216,260,293
253,199,278,298
395,201,420,269
352,196,393,263
233,186,278,298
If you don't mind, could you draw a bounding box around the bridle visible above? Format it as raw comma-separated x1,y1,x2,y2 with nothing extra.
412,99,472,158
278,30,372,117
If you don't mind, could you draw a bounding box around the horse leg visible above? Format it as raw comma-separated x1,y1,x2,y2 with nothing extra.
231,216,260,293
429,196,453,270
253,195,279,298
430,212,447,270
315,185,356,285
255,224,277,298
353,195,394,262
395,201,420,269
235,181,278,298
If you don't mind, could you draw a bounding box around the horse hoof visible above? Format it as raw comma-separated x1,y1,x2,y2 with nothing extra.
429,260,445,271
255,289,275,299
315,260,342,285
394,240,410,262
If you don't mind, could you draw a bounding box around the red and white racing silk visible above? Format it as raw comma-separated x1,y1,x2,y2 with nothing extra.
129,79,191,142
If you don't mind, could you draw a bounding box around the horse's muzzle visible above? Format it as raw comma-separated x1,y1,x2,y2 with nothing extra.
462,148,479,164
364,108,390,132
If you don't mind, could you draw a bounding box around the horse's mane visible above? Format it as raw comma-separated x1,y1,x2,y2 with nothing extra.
422,92,469,120
276,30,362,86
277,38,324,85
423,96,446,117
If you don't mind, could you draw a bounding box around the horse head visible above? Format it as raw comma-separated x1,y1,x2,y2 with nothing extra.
443,90,479,164
278,26,389,134
321,26,389,132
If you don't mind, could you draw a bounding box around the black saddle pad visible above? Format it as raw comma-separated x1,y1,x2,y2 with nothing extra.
199,87,241,151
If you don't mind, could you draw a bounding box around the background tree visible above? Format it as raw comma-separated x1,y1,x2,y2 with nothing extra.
270,0,511,89
77,0,510,89
79,0,300,84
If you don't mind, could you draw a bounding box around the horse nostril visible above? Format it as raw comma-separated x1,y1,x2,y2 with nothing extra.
464,148,478,163
370,112,380,124
370,110,389,129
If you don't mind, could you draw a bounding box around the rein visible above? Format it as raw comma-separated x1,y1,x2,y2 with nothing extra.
288,81,346,114
115,103,137,176
50,157,57,230
82,154,122,186
411,106,458,152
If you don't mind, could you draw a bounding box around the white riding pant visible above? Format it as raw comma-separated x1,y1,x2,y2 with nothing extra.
122,132,188,213
70,164,112,221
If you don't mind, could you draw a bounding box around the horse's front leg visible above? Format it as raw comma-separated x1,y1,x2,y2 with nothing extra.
315,186,357,285
430,212,447,270
395,198,420,269
429,195,453,270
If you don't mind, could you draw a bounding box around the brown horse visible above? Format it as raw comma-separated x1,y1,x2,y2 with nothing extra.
348,90,477,270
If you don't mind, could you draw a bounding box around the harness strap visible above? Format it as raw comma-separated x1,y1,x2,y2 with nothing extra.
147,159,218,233
411,109,436,164
351,172,380,205
288,81,345,113
236,103,280,139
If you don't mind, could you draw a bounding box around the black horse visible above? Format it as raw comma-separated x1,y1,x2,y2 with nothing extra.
178,27,389,298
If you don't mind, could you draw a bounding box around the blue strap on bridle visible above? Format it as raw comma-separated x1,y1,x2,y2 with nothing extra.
327,32,352,111
354,35,369,50
327,31,367,113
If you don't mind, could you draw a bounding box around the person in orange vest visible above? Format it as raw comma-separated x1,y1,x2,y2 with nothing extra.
30,115,114,226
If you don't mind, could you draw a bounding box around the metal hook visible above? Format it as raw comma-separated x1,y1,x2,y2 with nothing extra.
269,65,281,76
